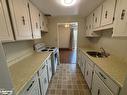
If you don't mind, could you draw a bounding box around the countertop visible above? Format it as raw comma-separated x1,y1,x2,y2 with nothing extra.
79,47,127,87
9,52,52,95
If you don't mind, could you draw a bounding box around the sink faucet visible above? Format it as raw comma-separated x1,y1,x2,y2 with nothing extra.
100,47,109,57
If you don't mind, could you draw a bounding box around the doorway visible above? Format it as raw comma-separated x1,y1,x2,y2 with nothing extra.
57,22,78,64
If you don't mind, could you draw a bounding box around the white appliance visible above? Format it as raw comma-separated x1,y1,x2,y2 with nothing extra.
34,43,59,75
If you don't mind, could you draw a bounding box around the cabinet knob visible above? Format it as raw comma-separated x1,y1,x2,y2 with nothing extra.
121,9,126,20
22,16,25,25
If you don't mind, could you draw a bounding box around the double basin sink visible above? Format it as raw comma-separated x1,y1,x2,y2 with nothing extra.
86,51,110,58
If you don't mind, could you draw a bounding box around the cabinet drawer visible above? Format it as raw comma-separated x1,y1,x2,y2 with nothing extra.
95,66,120,95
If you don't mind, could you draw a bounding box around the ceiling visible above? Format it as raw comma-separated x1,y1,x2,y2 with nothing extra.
31,0,105,17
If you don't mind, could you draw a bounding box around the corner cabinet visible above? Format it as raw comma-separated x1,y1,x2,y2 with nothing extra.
8,0,33,40
92,73,113,95
0,0,14,42
113,0,127,37
28,2,41,39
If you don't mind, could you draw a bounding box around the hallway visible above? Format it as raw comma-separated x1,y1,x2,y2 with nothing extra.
59,49,77,64
46,64,90,95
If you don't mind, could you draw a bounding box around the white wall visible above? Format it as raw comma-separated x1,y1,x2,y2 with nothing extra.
58,26,71,48
42,16,91,47
3,41,34,66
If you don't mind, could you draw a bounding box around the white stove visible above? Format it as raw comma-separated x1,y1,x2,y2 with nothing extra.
34,43,59,75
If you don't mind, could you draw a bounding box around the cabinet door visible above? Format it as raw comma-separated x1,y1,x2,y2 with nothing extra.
101,0,116,26
28,2,41,39
86,13,94,36
47,57,52,82
8,0,32,40
93,6,102,29
113,0,127,37
40,68,48,95
0,0,14,41
44,16,48,32
85,63,93,89
92,73,113,95
39,13,45,31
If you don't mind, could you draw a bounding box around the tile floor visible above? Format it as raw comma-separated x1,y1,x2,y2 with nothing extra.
46,64,91,95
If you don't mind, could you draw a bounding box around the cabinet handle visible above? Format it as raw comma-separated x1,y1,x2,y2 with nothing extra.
121,9,126,20
99,72,106,80
26,81,34,91
98,89,100,95
105,11,108,19
22,16,25,25
42,65,45,70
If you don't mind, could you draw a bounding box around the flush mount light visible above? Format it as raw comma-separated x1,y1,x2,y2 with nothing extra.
61,0,76,6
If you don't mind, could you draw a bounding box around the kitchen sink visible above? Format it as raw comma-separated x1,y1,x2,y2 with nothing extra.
86,51,106,58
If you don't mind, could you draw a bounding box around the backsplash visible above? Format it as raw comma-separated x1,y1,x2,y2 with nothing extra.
88,31,127,63
3,41,34,66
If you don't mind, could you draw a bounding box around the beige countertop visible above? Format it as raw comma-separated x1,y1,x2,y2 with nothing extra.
79,47,127,88
9,52,52,95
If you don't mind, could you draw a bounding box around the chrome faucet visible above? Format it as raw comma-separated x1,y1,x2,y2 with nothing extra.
100,47,109,57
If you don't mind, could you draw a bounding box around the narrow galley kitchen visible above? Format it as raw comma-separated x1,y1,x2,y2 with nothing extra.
1,0,127,95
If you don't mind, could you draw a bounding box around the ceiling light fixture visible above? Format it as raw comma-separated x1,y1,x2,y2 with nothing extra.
61,0,76,6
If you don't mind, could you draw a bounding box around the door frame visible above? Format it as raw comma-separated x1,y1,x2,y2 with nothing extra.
57,22,78,49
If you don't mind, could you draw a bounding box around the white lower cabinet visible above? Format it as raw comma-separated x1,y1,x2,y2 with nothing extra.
47,57,52,82
38,65,49,95
22,73,41,95
92,73,113,95
85,62,94,89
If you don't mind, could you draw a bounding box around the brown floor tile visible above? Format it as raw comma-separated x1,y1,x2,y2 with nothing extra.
46,64,91,95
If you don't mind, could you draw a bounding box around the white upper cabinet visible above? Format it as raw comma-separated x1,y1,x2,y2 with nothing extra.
86,13,94,36
44,16,48,32
93,5,102,29
113,0,127,37
101,0,116,26
28,2,41,39
39,13,48,32
39,13,45,32
8,0,33,40
85,13,99,37
0,0,14,42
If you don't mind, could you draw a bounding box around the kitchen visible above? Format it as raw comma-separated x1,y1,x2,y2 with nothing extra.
0,0,127,95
